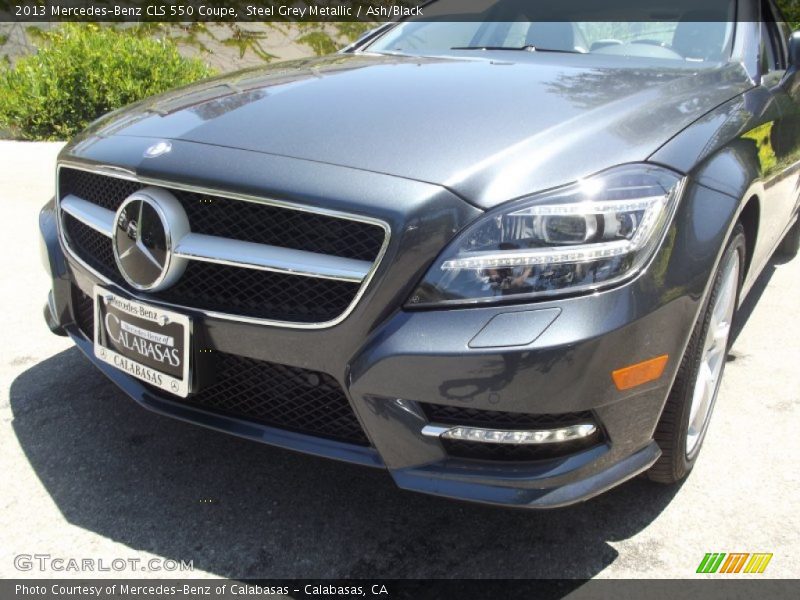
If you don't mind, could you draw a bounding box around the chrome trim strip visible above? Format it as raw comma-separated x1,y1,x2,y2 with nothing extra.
421,423,598,444
56,161,392,329
420,425,451,438
60,194,115,237
174,233,371,283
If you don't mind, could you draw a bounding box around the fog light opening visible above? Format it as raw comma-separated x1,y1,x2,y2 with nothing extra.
421,423,597,445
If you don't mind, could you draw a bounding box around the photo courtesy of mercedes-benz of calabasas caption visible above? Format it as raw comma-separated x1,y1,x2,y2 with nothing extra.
39,0,800,508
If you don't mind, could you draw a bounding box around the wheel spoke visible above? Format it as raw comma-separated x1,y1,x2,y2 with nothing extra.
713,279,733,321
689,361,712,425
712,321,731,347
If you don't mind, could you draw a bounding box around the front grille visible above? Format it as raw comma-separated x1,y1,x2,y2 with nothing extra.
59,167,386,323
59,168,385,261
64,214,359,322
70,283,368,446
420,403,603,462
63,214,119,282
158,261,358,322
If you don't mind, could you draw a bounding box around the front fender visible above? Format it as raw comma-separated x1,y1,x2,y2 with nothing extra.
650,86,782,297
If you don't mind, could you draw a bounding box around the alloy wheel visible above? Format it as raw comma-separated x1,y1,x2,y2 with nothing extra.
685,251,739,456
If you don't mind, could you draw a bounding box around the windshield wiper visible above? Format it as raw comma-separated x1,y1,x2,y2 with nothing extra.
450,45,579,54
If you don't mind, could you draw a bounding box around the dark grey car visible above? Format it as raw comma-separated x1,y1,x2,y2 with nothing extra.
40,0,800,507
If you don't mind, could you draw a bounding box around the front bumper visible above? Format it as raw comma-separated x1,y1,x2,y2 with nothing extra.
40,141,739,508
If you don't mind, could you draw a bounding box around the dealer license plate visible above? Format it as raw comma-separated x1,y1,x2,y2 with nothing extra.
93,286,192,397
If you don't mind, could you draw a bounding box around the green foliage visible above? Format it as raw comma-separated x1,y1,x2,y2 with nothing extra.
777,0,800,30
219,26,278,60
127,21,280,62
288,22,375,57
0,24,213,140
296,30,341,55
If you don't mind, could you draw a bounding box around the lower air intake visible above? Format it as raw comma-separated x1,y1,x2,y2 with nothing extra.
181,353,370,446
69,286,368,446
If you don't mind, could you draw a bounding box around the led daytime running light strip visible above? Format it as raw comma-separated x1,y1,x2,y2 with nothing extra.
421,423,598,444
509,195,664,217
441,240,634,270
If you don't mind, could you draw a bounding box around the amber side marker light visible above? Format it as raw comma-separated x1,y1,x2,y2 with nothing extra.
612,354,669,390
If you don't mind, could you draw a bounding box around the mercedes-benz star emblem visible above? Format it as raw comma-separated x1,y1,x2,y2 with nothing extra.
112,187,189,291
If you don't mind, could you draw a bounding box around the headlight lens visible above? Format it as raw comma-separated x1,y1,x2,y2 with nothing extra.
408,164,683,306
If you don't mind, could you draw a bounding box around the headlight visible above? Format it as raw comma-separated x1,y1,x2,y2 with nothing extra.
407,164,684,306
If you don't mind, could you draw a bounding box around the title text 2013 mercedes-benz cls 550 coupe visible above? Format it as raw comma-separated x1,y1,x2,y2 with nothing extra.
39,0,800,507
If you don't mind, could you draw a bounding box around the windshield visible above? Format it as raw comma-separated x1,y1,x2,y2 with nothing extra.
365,1,736,63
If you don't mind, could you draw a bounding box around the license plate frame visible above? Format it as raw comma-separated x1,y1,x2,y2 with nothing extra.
93,285,192,397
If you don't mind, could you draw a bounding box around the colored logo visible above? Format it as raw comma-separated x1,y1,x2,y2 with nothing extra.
696,553,773,574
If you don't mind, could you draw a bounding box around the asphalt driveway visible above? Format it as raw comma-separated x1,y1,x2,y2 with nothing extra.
1,141,798,579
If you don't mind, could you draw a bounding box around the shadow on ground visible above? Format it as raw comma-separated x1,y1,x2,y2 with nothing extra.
10,345,684,579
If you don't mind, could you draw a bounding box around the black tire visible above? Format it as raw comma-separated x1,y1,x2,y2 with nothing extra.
779,217,800,259
647,224,746,484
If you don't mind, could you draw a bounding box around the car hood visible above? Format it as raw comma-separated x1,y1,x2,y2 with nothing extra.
86,53,753,208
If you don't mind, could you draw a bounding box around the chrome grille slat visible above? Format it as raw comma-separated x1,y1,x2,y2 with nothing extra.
60,195,115,237
173,233,371,282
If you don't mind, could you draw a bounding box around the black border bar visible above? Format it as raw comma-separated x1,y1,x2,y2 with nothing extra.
3,579,800,600
1,0,794,23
